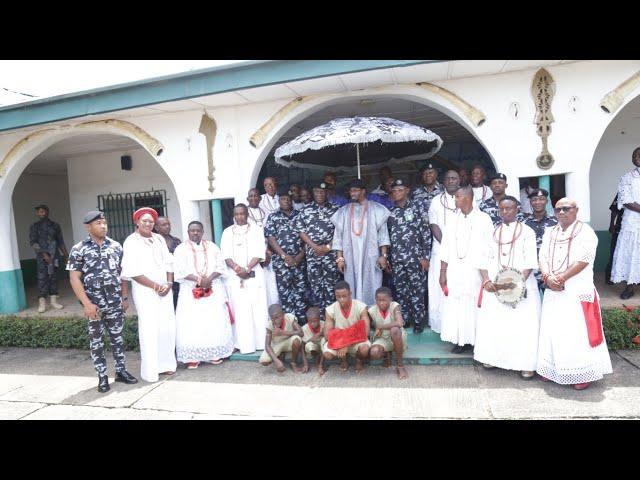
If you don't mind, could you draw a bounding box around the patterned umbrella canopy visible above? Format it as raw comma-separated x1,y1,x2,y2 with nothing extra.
274,116,443,177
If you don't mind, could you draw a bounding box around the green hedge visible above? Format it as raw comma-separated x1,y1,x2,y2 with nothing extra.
601,306,640,350
0,315,140,351
0,308,638,351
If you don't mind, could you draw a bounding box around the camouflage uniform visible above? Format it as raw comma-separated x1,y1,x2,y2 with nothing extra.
66,236,126,376
293,201,341,312
264,209,308,323
479,197,527,226
29,218,66,298
524,213,558,289
411,182,444,214
387,199,432,329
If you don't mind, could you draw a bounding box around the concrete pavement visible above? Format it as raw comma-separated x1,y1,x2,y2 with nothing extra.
1,347,639,419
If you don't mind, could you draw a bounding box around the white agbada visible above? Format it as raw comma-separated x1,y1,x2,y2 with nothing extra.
427,191,458,333
122,232,177,382
472,185,492,208
536,221,613,384
221,223,269,354
253,200,280,307
611,167,640,284
474,222,541,371
439,208,494,346
173,240,234,363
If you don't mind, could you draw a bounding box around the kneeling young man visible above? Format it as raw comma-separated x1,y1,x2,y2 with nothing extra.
323,281,371,373
368,287,409,379
301,306,326,375
259,304,305,373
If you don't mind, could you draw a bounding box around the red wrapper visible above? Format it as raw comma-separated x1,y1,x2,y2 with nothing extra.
327,319,367,350
192,287,212,299
581,290,604,348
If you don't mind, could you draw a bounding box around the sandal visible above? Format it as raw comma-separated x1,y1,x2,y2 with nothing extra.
185,363,199,370
208,359,223,365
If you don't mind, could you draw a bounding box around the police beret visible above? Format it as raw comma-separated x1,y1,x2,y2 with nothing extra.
390,179,407,188
34,204,49,212
348,178,367,189
83,210,105,224
489,173,507,182
528,188,549,199
312,182,329,190
419,163,437,174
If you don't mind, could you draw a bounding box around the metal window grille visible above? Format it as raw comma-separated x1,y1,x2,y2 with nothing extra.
97,190,167,244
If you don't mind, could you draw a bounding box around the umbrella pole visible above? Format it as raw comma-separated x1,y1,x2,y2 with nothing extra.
357,143,361,179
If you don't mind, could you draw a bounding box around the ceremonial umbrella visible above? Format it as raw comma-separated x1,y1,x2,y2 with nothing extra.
274,116,443,179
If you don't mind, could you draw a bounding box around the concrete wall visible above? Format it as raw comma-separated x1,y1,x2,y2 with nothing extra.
589,102,640,231
66,149,182,244
11,173,74,260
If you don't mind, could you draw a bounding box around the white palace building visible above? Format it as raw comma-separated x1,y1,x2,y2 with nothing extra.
1,59,639,313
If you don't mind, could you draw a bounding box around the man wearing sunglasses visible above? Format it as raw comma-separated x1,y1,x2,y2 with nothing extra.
536,198,612,391
611,147,640,300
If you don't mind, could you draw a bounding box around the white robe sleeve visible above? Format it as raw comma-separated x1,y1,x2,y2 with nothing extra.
617,173,633,208
439,223,451,264
428,198,438,226
173,243,190,283
249,227,266,261
522,225,539,270
157,234,174,273
121,235,143,280
375,206,391,247
539,228,552,267
210,242,227,274
331,208,345,251
572,225,598,265
220,228,232,260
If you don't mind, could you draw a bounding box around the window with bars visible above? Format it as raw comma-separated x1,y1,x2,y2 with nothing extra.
97,190,167,244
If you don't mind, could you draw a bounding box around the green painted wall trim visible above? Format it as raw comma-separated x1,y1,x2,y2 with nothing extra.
595,230,612,273
211,199,223,245
0,60,439,132
0,269,27,314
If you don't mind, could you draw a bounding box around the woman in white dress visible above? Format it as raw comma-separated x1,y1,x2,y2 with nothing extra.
221,204,269,354
122,207,177,382
174,221,234,369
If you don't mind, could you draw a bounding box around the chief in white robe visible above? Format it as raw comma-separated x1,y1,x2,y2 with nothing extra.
122,232,177,382
427,190,458,333
439,207,494,346
611,164,640,286
536,219,613,385
474,221,541,372
174,240,234,363
331,199,390,306
221,223,269,354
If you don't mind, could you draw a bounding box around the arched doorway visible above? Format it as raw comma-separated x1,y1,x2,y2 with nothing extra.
589,93,640,276
1,131,182,314
254,96,496,195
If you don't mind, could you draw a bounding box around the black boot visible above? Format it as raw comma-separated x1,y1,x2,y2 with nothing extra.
413,324,424,334
98,375,110,393
621,285,635,300
115,370,139,384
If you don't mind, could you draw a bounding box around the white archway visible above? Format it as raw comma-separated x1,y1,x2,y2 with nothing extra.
247,87,500,190
0,120,183,313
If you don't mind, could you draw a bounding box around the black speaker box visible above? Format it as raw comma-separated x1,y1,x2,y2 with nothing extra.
121,155,132,171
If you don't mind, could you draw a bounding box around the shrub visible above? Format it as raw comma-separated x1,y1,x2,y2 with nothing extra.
601,306,640,350
0,315,140,351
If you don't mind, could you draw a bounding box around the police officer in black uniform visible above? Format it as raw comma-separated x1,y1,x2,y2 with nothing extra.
264,193,309,323
605,193,624,285
67,210,138,393
479,173,527,225
387,179,432,334
29,204,68,313
294,182,341,313
411,163,443,213
523,188,558,291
